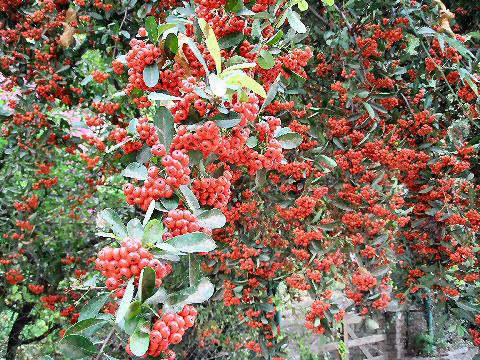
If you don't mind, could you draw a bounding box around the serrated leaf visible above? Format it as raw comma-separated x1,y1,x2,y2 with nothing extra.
260,74,282,112
79,293,110,321
100,209,128,239
127,218,144,239
266,30,284,46
166,277,214,310
184,37,209,75
246,136,258,148
143,200,156,226
58,335,97,359
168,232,217,253
276,131,303,149
317,155,337,168
145,287,168,305
218,32,244,49
145,16,158,43
226,72,267,98
363,102,375,119
122,162,148,181
139,267,156,303
179,185,200,211
65,319,106,337
153,106,175,152
198,18,222,73
213,111,242,128
143,219,164,245
148,92,182,102
143,64,160,88
286,8,306,33
258,50,275,70
226,0,243,12
116,278,135,323
130,320,150,356
209,73,227,97
197,209,226,229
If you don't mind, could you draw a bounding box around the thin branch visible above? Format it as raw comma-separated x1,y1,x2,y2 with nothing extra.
308,7,329,27
20,324,60,345
94,328,115,360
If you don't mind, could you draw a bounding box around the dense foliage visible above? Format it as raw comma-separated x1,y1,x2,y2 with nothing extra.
0,0,479,359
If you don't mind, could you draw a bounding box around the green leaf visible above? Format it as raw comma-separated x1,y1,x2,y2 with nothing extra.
143,64,160,88
197,209,226,229
65,319,106,337
198,18,222,74
159,196,180,211
122,162,148,181
79,293,109,321
179,185,200,211
258,50,275,70
145,16,158,43
363,102,375,119
222,62,257,74
127,218,144,239
145,287,168,305
246,136,258,148
417,27,436,36
168,232,217,253
148,92,182,102
166,277,214,310
153,106,175,152
125,300,142,321
129,320,150,357
226,72,267,98
58,335,97,359
209,73,227,97
218,32,244,49
143,200,156,227
100,208,128,239
286,8,306,33
184,37,209,75
297,0,308,11
226,0,243,12
266,30,284,46
317,155,337,168
213,111,242,128
276,131,303,149
142,219,164,245
158,23,176,37
164,33,179,56
116,278,135,323
139,266,156,303
260,74,282,112
322,0,334,5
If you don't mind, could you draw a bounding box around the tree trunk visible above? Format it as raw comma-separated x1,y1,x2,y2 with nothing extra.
5,303,35,360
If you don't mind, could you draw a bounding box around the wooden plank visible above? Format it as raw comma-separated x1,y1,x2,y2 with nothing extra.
344,313,363,324
343,321,349,360
345,324,373,359
318,334,387,353
348,334,386,347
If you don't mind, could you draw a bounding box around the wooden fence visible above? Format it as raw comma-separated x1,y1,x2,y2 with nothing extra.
317,313,388,360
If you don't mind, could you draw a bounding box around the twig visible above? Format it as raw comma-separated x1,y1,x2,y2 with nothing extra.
94,328,115,360
308,7,329,27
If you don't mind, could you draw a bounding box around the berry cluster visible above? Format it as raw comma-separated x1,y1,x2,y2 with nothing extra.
192,171,232,209
144,305,197,357
5,269,24,285
91,70,110,83
163,209,209,240
95,237,169,297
